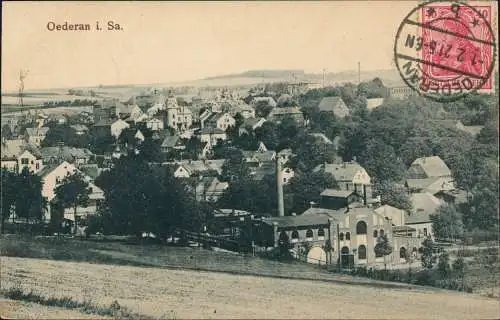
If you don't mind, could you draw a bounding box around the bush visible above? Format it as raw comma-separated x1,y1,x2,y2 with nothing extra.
416,269,435,285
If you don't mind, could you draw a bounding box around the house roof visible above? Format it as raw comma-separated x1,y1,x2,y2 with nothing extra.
318,97,349,117
199,127,226,135
313,162,367,182
310,133,333,144
462,125,484,136
25,127,49,136
406,178,441,190
161,135,181,148
70,124,89,132
1,139,42,159
302,207,345,216
406,192,442,224
320,189,354,198
175,159,226,176
40,147,93,163
261,213,334,228
268,107,303,117
240,117,265,129
36,164,60,178
408,156,451,178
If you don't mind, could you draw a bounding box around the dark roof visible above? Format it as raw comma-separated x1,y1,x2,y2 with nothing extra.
261,214,334,228
318,97,349,118
36,164,60,178
320,189,354,198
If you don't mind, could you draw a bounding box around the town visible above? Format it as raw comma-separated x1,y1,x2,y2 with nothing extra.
1,2,499,318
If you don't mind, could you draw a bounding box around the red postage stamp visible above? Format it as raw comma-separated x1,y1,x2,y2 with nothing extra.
394,1,497,101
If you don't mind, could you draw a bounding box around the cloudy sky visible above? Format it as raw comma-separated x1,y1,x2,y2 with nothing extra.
2,1,419,91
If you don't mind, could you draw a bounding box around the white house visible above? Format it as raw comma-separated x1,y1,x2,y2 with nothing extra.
111,119,130,139
199,128,227,146
203,112,236,131
36,161,104,223
282,167,295,184
1,139,43,174
146,118,164,131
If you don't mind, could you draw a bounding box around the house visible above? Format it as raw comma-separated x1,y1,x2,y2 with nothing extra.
366,98,385,110
238,117,266,136
387,86,416,99
93,103,117,124
242,150,276,168
194,176,229,202
203,112,236,131
374,204,407,227
407,156,452,179
198,128,227,146
320,189,361,210
313,161,372,200
48,114,68,125
160,135,185,153
165,94,193,131
69,124,89,135
406,192,443,239
405,177,455,195
24,127,50,147
170,159,226,178
229,103,255,119
36,161,104,224
434,189,469,206
146,118,164,131
318,97,350,119
40,146,94,166
251,96,277,108
310,133,333,144
267,107,304,125
1,139,43,174
134,130,145,142
110,119,130,139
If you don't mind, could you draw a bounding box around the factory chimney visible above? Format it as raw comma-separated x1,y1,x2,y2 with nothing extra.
276,156,285,217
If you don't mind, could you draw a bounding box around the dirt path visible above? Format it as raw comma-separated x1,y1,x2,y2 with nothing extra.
1,257,499,319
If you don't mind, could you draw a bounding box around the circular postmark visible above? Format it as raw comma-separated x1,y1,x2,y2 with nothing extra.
394,1,496,102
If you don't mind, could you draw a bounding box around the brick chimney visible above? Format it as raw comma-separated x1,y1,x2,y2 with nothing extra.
276,156,285,217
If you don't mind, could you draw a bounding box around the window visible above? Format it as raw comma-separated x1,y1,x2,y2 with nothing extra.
346,183,349,190
356,221,367,235
21,158,29,165
339,232,344,241
345,232,351,240
379,229,384,237
31,160,34,165
306,229,313,240
291,230,299,242
35,163,40,170
373,230,378,238
358,245,367,260
423,228,428,236
317,228,325,239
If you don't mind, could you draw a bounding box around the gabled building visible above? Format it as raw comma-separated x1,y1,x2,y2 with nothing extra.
318,97,350,119
165,94,193,131
1,139,43,174
238,118,266,136
160,135,185,153
194,176,229,202
24,127,50,147
406,192,443,239
203,112,236,131
407,156,452,179
313,161,372,200
40,146,94,167
36,161,104,223
170,159,226,178
146,118,164,131
267,107,304,125
198,128,227,146
110,119,130,139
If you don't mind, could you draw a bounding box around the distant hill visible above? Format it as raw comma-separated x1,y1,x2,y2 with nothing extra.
205,69,305,80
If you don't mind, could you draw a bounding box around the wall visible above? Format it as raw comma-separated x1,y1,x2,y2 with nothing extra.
18,150,43,174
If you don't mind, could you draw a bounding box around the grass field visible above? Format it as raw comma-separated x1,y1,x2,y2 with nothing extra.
1,235,499,319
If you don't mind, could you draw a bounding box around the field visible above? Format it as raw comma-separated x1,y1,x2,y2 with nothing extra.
1,235,499,319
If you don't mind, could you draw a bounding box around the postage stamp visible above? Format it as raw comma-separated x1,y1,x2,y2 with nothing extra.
394,1,497,102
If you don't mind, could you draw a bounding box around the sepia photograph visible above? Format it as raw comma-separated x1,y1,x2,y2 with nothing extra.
1,1,499,319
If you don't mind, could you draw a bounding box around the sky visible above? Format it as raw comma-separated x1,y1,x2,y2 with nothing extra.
1,1,420,92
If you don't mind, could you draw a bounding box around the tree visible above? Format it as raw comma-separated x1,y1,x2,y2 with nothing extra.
14,167,46,224
373,181,413,212
374,234,393,271
437,251,451,279
1,169,17,233
255,100,273,118
255,122,278,151
359,139,406,183
430,204,464,242
421,237,437,269
54,171,91,233
1,124,13,140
